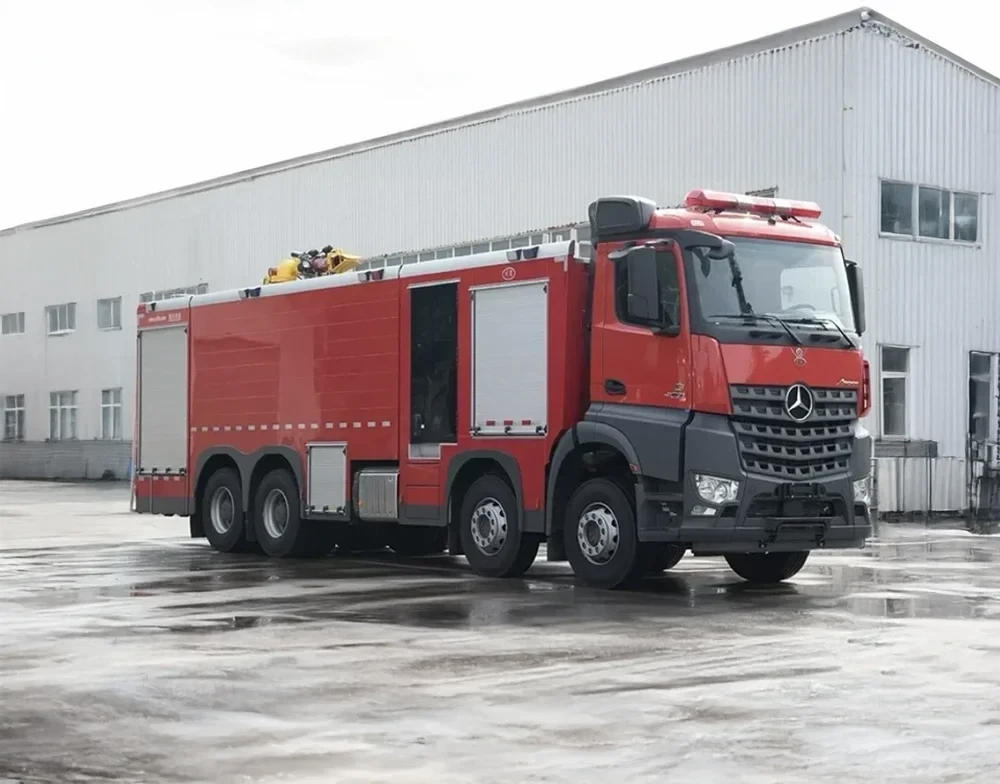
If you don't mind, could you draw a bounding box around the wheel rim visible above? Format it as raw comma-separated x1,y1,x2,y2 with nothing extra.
209,487,235,535
469,497,508,556
262,488,290,540
577,502,620,565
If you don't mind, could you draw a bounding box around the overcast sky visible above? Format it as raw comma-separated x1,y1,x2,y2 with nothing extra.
1,0,994,230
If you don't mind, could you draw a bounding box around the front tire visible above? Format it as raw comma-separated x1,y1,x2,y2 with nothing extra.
458,474,539,578
563,478,641,589
252,468,334,558
725,551,809,583
201,467,252,553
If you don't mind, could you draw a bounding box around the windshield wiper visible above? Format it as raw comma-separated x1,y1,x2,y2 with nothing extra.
772,314,856,348
705,313,802,345
727,255,753,316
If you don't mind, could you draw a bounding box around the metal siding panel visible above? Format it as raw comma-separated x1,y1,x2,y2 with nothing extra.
847,27,1000,466
844,26,1000,511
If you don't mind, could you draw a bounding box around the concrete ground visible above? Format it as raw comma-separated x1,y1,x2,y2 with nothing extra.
2,481,1000,784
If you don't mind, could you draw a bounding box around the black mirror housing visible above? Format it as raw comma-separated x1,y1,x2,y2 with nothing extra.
845,260,866,336
624,246,660,323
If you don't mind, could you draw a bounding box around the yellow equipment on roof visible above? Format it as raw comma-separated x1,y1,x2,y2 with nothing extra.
262,247,362,285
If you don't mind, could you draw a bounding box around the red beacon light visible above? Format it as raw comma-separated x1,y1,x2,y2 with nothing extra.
684,188,822,220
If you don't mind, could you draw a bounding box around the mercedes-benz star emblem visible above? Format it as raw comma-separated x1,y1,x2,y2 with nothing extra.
784,383,814,422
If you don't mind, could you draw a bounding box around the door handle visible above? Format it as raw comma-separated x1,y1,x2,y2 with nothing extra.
604,378,626,396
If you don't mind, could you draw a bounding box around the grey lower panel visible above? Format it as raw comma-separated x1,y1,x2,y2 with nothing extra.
135,495,191,516
640,519,872,553
397,504,446,526
0,440,133,481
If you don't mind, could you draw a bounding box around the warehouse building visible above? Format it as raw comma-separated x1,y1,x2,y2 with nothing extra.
1,7,998,515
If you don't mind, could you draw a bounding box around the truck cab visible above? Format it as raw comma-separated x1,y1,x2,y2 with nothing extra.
554,189,872,586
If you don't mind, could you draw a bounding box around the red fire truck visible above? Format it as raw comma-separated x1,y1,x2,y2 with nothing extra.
133,188,872,588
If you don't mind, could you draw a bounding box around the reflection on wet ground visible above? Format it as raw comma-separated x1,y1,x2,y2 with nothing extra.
2,482,1000,783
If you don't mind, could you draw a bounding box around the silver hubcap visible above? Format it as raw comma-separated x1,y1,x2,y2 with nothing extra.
470,497,508,555
209,487,235,535
577,502,620,565
262,489,290,540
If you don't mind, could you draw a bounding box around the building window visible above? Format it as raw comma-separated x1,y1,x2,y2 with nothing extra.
97,297,122,330
49,390,79,440
969,352,997,443
139,282,208,304
3,395,25,441
880,346,910,438
101,388,123,440
45,303,76,335
2,312,25,335
880,180,978,243
1,312,25,335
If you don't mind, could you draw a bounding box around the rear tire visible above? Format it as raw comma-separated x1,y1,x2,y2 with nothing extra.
201,467,253,553
387,525,448,556
563,478,641,589
725,551,809,583
459,474,539,578
252,468,335,558
644,543,685,573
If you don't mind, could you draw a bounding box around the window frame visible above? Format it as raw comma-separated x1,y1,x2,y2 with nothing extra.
613,245,683,331
49,390,79,441
968,351,997,444
879,179,980,245
100,387,124,440
97,297,123,331
1,311,25,335
3,394,25,441
45,302,77,336
878,345,911,440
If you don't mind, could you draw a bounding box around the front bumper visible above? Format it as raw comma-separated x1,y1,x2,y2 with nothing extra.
636,412,873,554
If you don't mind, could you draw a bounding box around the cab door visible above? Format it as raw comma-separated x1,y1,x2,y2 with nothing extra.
596,243,690,409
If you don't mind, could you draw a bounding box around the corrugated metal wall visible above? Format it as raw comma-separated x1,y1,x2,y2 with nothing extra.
845,24,1000,513
1,20,999,513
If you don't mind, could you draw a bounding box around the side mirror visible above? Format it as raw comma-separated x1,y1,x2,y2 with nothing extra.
845,260,866,336
706,238,736,260
624,246,659,323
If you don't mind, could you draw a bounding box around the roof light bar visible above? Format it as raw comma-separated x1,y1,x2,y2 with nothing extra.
684,188,822,220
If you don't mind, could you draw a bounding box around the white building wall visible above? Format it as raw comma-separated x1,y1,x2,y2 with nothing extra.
843,24,1000,512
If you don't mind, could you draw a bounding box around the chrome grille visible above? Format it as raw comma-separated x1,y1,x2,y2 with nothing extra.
729,385,858,479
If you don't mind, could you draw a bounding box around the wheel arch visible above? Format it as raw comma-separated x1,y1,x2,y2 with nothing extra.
545,422,640,537
445,450,524,555
193,446,306,513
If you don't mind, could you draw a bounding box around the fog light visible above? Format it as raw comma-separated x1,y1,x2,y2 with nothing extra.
693,474,740,505
691,505,718,516
853,476,871,506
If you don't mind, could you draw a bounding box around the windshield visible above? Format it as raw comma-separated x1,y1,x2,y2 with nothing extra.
690,237,856,332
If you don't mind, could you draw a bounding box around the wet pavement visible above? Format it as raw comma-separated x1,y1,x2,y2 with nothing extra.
2,481,1000,784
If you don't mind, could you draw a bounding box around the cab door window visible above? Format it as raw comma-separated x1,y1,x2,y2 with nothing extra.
614,248,681,329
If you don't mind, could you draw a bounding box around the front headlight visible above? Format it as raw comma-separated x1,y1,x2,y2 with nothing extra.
694,474,740,505
853,476,871,506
